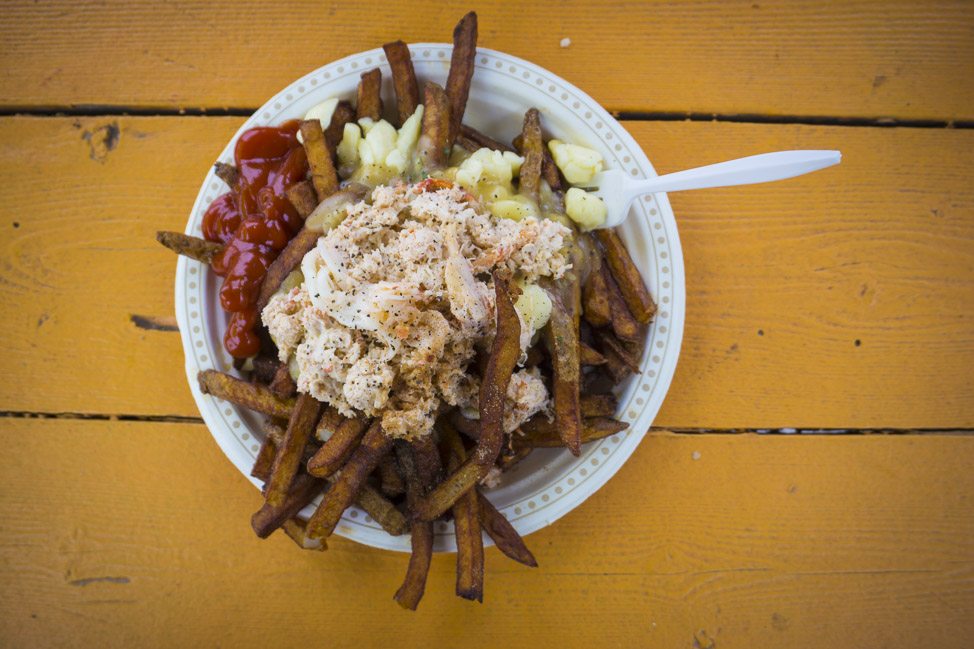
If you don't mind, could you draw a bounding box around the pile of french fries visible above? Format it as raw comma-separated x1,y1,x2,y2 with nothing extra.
158,12,655,608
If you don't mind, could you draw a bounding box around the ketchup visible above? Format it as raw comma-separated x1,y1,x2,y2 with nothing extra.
202,120,309,358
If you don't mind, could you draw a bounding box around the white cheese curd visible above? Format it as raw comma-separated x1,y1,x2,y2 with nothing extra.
548,139,604,184
564,187,608,229
295,98,339,144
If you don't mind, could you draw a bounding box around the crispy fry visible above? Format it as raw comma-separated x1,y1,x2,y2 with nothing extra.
156,231,222,264
414,276,520,521
285,180,318,219
306,416,368,478
324,101,355,149
256,227,319,313
306,422,393,540
517,108,543,202
516,416,628,448
445,11,478,146
596,229,657,324
377,452,405,497
456,135,481,153
262,419,286,446
250,434,277,482
477,490,537,567
513,133,563,191
582,258,612,327
580,342,607,366
300,119,340,200
603,264,641,343
313,406,343,443
268,362,297,399
596,329,641,373
383,40,420,125
213,162,239,188
282,517,327,551
461,124,515,153
580,393,619,418
355,483,408,536
197,370,294,419
418,82,451,170
356,68,384,121
542,285,583,456
442,423,484,602
394,441,433,610
601,342,633,384
259,393,322,514
251,472,325,538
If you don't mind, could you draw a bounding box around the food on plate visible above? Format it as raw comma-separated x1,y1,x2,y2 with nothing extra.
161,12,657,608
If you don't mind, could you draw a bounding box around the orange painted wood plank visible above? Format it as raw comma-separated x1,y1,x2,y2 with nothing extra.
0,1,972,120
0,419,972,648
1,116,971,427
0,118,974,428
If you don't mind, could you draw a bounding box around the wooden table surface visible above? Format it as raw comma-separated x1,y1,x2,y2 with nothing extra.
2,2,973,647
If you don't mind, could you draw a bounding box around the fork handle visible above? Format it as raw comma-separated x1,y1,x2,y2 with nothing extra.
629,150,841,197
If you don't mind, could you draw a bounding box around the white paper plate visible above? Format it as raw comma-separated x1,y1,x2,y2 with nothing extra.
175,44,685,552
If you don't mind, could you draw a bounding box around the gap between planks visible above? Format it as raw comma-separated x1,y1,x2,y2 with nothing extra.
0,105,972,130
0,410,972,435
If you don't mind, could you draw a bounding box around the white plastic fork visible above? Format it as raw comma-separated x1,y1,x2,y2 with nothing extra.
588,150,842,228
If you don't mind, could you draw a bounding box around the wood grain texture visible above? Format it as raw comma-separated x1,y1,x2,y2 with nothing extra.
1,116,971,427
0,419,972,648
0,1,972,120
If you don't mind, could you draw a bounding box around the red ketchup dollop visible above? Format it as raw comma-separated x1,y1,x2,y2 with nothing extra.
202,120,308,358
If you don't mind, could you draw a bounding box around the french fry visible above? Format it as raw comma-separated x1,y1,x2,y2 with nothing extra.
377,452,405,497
442,422,484,602
355,483,408,536
603,265,641,343
580,342,607,366
197,370,294,419
596,229,657,324
517,108,543,202
414,274,520,521
250,434,278,482
418,82,451,170
282,517,327,551
256,227,319,313
457,135,481,153
262,419,286,446
259,393,322,514
596,329,641,373
582,258,612,327
285,180,318,218
383,40,420,125
300,119,340,200
580,393,619,418
356,68,384,121
542,284,583,456
251,472,325,538
156,231,222,264
213,162,239,188
516,415,628,448
600,342,633,384
306,416,368,478
324,101,355,149
314,406,343,443
393,441,434,610
306,422,393,540
445,11,478,146
268,362,297,399
513,133,563,191
461,124,515,153
476,490,537,567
